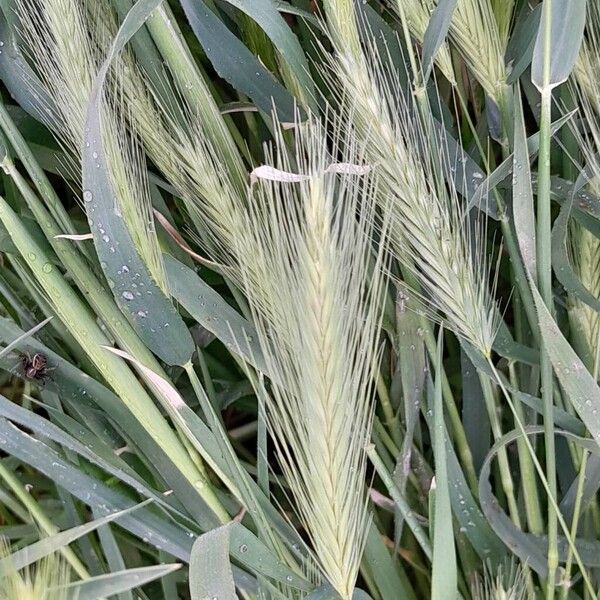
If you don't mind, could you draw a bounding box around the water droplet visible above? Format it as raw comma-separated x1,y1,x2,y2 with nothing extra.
239,544,248,553
122,291,134,301
42,262,52,273
83,190,93,202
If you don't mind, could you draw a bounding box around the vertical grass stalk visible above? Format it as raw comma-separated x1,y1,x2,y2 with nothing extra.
536,3,559,592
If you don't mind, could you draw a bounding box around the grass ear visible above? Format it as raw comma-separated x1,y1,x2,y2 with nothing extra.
320,6,497,356
231,116,388,598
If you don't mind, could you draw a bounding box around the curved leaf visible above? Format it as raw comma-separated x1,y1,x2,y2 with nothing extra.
82,0,194,366
551,184,600,313
164,255,268,375
479,427,600,577
531,284,600,444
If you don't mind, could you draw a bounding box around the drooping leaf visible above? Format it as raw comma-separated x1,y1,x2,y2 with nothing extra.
82,0,194,366
0,10,59,128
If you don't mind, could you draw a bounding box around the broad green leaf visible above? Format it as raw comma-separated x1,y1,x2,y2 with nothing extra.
164,255,268,375
62,564,181,600
531,284,600,444
305,585,373,599
430,331,456,600
179,0,297,121
189,524,236,600
0,501,150,575
460,349,489,474
506,4,542,84
82,0,194,366
422,0,458,81
362,523,417,600
273,1,319,25
305,585,339,600
531,0,586,91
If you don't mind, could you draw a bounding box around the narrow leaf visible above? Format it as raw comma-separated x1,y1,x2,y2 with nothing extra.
0,501,150,575
221,0,315,107
82,0,194,366
512,87,537,276
62,564,181,600
531,285,600,444
164,255,268,375
430,331,456,599
422,0,458,81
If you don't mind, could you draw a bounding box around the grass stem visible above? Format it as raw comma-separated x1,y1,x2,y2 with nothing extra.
367,445,433,562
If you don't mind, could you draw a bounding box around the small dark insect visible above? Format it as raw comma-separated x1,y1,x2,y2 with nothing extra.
20,352,51,382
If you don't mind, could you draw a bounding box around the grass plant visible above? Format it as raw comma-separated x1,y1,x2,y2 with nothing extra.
0,1,597,599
